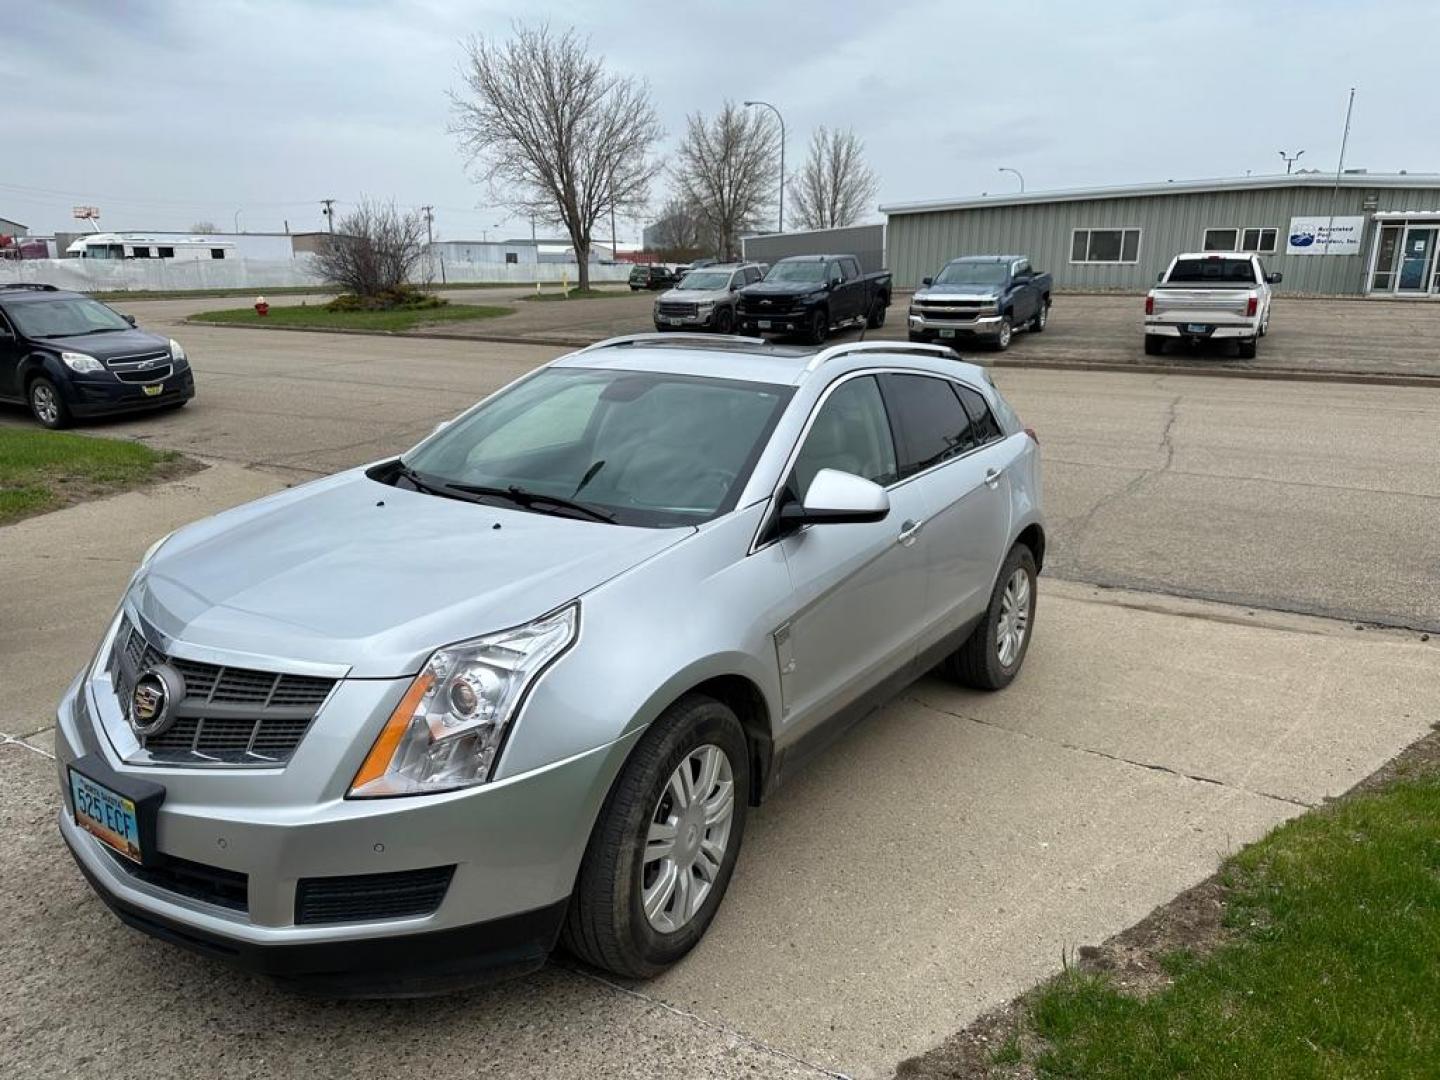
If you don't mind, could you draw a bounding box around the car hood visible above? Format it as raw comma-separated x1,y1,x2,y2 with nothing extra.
130,469,692,677
741,280,825,299
913,285,1001,302
43,327,171,358
658,286,730,303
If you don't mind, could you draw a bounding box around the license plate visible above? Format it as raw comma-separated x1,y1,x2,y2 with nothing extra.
668,318,683,326
757,320,771,329
1185,324,1210,334
142,384,163,397
69,767,144,863
939,329,956,338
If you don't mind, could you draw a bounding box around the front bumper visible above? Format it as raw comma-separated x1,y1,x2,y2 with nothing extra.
1145,320,1256,340
737,312,806,334
908,312,1004,338
66,367,196,417
55,677,639,991
654,309,717,329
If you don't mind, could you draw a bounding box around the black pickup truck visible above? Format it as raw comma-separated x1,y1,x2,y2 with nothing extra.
736,255,892,344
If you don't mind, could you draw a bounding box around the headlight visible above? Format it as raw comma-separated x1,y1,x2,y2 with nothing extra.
349,605,578,798
61,351,104,374
169,338,187,363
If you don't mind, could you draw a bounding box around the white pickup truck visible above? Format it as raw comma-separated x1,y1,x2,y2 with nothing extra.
1144,252,1281,359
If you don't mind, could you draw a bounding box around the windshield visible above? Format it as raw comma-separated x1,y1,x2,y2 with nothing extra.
677,271,732,290
934,261,1009,286
765,261,827,284
6,296,131,337
1167,258,1257,284
402,367,794,528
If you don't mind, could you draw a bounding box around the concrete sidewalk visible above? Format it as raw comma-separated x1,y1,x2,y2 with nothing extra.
3,465,1438,1078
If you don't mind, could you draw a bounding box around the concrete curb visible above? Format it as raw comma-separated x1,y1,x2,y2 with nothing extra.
184,318,1440,389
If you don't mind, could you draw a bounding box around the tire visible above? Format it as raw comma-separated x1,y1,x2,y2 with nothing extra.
1144,334,1165,356
992,316,1013,351
1237,338,1257,359
866,300,886,329
562,694,750,979
908,331,927,343
806,308,829,345
1030,301,1049,333
28,377,70,430
943,544,1038,691
715,307,734,335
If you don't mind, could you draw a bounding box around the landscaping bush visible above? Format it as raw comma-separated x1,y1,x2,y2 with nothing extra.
325,286,448,313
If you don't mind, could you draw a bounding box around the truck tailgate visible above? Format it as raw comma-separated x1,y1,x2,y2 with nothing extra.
1152,288,1252,320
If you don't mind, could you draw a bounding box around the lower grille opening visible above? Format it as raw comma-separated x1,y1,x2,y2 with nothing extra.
104,847,249,913
295,866,455,926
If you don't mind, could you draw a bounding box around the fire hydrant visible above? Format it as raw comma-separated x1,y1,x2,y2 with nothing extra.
254,296,269,317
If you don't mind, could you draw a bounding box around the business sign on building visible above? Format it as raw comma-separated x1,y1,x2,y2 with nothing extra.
1286,216,1364,255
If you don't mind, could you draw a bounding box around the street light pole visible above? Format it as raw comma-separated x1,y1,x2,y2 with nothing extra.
743,100,785,233
1279,149,1305,174
232,209,243,234
998,167,1025,193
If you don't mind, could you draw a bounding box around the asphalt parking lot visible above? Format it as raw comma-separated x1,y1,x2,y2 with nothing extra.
3,305,1439,1078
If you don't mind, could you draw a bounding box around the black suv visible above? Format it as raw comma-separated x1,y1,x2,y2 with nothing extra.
628,265,677,291
0,284,195,428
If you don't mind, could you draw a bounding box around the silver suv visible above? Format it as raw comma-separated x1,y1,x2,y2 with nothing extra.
654,263,766,334
55,335,1044,991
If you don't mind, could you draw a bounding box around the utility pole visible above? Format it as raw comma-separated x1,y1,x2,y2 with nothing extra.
1279,149,1305,174
321,198,336,233
420,205,434,246
1324,89,1357,255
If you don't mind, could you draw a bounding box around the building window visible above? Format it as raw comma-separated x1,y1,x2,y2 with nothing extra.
1070,228,1141,264
1241,227,1278,254
210,248,226,259
157,246,175,258
505,252,518,264
1203,228,1238,251
130,247,152,259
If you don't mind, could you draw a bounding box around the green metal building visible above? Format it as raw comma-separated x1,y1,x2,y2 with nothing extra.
881,173,1440,297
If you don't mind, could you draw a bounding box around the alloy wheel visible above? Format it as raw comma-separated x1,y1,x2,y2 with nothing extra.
996,568,1032,667
998,319,1012,348
642,744,735,934
31,384,59,425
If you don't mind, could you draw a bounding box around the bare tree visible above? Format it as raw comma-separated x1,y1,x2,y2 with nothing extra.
673,102,778,260
189,221,219,234
788,126,879,231
449,23,664,291
313,199,429,302
649,196,704,260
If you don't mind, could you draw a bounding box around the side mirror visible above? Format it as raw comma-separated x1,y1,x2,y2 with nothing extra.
922,276,933,286
1267,272,1283,284
780,469,890,528
1157,273,1165,283
123,314,137,327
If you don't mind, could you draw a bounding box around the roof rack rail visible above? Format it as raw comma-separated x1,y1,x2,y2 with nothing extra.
578,332,770,354
0,282,59,292
802,340,961,372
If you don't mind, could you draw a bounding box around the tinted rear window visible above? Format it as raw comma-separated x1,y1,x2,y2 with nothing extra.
879,374,977,478
956,385,1004,444
1167,258,1257,284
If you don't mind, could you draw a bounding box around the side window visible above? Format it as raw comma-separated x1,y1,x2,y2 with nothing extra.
789,375,898,499
879,374,977,478
841,257,859,281
747,267,763,284
955,385,1004,445
827,261,843,286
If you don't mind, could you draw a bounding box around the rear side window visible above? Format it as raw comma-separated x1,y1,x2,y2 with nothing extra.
956,385,1004,444
879,374,977,478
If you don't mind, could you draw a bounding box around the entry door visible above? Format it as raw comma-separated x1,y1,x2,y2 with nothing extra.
774,375,929,738
1398,228,1437,293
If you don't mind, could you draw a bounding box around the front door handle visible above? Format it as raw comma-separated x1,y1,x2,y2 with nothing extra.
897,518,924,545
984,467,1005,489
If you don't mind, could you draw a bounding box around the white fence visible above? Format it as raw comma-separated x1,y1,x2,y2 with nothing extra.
0,257,631,293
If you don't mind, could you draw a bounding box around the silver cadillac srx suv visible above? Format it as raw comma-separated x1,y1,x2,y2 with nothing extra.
55,334,1045,993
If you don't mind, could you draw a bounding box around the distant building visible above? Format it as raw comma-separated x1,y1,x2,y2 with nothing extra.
0,216,28,238
62,231,297,261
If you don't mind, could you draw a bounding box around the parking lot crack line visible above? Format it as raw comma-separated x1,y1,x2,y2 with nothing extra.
910,698,1314,809
561,964,854,1079
1,735,56,761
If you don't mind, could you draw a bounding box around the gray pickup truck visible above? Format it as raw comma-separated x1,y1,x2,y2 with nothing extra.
908,255,1052,351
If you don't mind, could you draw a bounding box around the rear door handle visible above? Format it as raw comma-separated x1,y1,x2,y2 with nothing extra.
897,519,925,545
984,467,1005,489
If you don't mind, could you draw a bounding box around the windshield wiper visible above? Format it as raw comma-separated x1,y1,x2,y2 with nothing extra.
441,481,615,524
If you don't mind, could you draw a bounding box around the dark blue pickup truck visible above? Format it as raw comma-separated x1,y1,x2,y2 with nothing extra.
907,255,1052,350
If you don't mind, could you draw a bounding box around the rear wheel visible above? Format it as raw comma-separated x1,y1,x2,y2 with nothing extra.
1237,338,1257,359
28,377,70,430
1144,334,1165,356
1030,302,1049,332
806,308,829,345
866,299,886,329
563,694,749,978
943,544,1038,691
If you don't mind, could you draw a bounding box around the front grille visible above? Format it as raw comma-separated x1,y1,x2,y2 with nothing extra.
104,846,249,912
914,302,989,319
115,364,173,384
295,866,455,925
111,615,336,765
741,298,794,315
656,301,697,317
106,350,169,369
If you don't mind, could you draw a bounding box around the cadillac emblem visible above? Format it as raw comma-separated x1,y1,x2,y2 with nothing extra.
129,663,186,738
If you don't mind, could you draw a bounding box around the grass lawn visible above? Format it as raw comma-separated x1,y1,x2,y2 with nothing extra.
189,302,512,332
522,287,636,302
0,429,187,526
960,744,1440,1077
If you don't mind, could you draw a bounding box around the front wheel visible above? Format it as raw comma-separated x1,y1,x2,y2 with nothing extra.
714,307,734,334
562,694,749,978
866,300,887,329
992,316,1013,351
29,377,71,429
805,308,829,345
943,544,1038,691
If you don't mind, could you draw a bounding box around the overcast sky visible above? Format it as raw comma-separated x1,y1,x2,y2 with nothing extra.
7,0,1439,242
